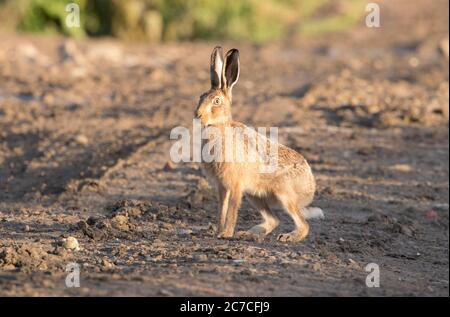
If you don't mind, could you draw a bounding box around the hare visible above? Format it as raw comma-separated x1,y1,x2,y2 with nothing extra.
195,46,323,242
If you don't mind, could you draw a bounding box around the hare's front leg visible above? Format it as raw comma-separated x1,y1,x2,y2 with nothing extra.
220,188,243,238
216,184,230,237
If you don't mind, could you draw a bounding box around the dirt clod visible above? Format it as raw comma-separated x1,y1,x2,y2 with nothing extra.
62,237,80,251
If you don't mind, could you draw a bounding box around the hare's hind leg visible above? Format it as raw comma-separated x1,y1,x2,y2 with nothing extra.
277,195,309,242
245,195,279,237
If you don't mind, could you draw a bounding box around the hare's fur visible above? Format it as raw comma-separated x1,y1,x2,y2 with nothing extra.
195,47,322,242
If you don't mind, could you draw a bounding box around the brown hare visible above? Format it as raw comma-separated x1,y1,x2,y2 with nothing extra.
195,46,323,242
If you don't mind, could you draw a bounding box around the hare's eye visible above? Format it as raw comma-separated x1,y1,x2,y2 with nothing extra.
213,97,221,106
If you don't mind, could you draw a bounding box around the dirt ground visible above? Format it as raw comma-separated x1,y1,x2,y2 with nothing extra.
0,0,448,296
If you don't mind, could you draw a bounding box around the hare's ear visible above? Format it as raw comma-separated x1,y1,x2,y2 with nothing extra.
210,46,224,89
222,49,240,94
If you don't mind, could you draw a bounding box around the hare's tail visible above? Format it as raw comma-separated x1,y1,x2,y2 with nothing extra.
302,207,325,220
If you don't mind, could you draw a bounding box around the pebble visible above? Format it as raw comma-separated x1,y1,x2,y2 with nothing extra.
63,236,80,251
101,258,115,269
74,134,89,146
177,228,193,236
389,164,412,172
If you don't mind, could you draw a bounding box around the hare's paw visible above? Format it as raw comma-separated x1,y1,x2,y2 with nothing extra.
217,231,234,239
277,230,307,243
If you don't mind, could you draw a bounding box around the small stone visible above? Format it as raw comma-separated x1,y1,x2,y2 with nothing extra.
24,225,30,232
158,289,174,296
389,164,412,173
63,236,80,251
176,228,193,236
101,258,115,269
74,134,89,146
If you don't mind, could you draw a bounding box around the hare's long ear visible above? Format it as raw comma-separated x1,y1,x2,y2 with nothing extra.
222,49,240,96
210,46,224,89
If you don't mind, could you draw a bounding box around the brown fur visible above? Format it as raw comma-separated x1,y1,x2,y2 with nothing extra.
195,47,317,242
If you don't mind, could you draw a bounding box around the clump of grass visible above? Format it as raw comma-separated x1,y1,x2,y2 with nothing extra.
18,0,87,37
1,0,366,42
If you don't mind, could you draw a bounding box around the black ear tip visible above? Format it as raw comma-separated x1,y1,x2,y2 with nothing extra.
226,49,239,59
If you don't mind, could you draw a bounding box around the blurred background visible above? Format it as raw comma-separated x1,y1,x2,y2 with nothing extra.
0,0,366,42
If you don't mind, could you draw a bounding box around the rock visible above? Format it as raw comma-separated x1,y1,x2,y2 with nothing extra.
176,228,193,236
158,289,174,296
0,244,49,268
63,237,80,251
348,258,357,265
74,134,89,146
389,164,412,172
111,215,129,231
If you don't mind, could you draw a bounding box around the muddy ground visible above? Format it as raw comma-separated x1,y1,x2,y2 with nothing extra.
0,0,448,296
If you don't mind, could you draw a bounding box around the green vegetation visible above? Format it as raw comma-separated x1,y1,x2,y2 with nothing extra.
0,0,365,42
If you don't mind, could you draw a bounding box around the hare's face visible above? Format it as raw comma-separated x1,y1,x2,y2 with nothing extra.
196,89,231,126
195,46,239,127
